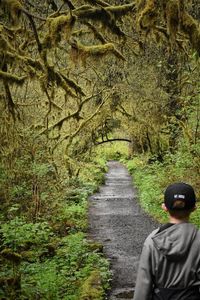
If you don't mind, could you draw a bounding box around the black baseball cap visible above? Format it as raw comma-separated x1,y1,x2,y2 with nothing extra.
164,182,196,210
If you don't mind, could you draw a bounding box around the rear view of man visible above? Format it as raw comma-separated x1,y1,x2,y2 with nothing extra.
134,182,200,300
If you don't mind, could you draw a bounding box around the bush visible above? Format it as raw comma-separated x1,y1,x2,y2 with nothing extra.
125,144,200,226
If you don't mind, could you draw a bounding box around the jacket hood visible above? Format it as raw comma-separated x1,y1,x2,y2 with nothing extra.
152,223,198,261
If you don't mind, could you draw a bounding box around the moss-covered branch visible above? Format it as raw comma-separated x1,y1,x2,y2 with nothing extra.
55,101,105,150
25,13,42,53
44,66,85,98
1,0,46,23
46,66,77,97
137,0,200,55
70,40,125,61
85,22,106,43
84,0,109,7
2,74,17,119
5,51,44,72
73,5,127,36
1,0,23,24
63,0,75,10
40,91,103,135
105,3,136,17
181,12,200,56
95,138,131,145
46,14,76,46
0,70,26,85
60,73,85,96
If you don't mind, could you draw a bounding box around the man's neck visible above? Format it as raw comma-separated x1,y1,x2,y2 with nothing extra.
169,216,189,224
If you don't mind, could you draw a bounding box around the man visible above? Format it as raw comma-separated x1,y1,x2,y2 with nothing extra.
134,182,200,300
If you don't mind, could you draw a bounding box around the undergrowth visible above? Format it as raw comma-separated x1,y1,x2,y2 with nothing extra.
123,140,200,226
0,155,111,300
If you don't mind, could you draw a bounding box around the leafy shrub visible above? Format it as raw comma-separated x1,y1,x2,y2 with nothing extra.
0,160,111,300
19,233,110,300
125,146,199,226
1,217,53,251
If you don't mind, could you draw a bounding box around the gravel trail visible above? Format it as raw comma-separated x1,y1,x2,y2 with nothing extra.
88,161,158,300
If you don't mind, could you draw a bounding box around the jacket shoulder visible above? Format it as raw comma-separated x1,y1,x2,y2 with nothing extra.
144,228,160,245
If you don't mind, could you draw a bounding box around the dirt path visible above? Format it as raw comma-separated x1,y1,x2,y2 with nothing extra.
88,161,158,300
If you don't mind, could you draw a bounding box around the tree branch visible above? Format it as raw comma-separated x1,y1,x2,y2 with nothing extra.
95,138,131,145
24,12,42,53
52,100,105,151
39,90,105,135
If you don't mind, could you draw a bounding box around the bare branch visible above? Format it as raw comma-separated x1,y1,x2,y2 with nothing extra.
95,138,131,145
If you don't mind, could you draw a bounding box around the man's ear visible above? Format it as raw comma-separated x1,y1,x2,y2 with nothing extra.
191,206,197,212
161,203,168,212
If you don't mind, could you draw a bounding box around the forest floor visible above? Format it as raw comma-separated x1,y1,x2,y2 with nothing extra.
88,161,158,300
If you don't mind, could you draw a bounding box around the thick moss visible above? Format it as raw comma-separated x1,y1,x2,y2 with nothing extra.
165,0,180,44
70,40,125,61
137,0,200,55
88,241,104,253
47,14,76,45
79,270,104,300
1,248,22,264
181,12,200,56
1,0,23,24
137,0,158,29
0,70,26,85
74,6,125,37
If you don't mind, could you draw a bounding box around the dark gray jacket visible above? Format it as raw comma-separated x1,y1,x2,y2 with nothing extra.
134,223,200,300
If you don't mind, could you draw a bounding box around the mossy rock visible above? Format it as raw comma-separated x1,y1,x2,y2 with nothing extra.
0,275,21,288
79,270,104,300
20,250,36,262
39,242,58,261
51,220,75,236
88,241,104,253
1,248,21,264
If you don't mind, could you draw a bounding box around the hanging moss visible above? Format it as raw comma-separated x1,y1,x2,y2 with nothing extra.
1,248,22,264
47,14,76,46
165,0,180,44
0,70,26,85
61,73,86,96
74,6,125,37
46,66,77,97
1,0,23,24
84,0,109,7
137,0,158,29
181,12,200,56
137,0,200,56
106,3,136,17
70,40,125,61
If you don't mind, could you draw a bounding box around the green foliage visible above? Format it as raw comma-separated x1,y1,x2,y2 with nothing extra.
1,0,199,298
1,217,53,251
95,142,129,161
0,231,110,300
79,160,107,187
0,155,111,299
57,202,88,232
125,140,200,225
79,270,104,300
